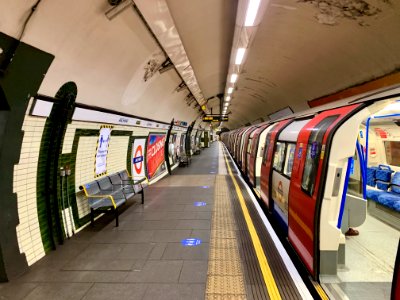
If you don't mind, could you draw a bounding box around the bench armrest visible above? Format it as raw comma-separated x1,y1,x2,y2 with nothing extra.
124,171,149,185
80,185,117,208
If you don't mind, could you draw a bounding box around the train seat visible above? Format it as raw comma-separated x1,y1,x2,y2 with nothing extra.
369,172,400,212
366,166,378,187
375,165,393,182
366,189,381,202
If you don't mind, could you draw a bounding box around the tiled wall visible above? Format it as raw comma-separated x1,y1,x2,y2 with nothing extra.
107,136,130,174
13,115,46,266
13,113,171,267
75,136,99,217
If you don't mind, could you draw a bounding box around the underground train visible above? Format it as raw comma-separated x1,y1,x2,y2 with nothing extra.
221,86,400,296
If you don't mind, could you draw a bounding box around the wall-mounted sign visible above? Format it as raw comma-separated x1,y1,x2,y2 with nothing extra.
132,138,146,180
94,126,112,177
174,120,188,127
146,134,166,179
73,107,169,129
202,115,228,122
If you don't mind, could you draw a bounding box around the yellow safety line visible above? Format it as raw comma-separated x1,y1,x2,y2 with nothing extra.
224,148,330,300
223,151,282,300
313,281,330,300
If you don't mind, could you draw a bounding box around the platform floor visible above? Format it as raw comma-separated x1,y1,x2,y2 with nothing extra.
0,142,312,300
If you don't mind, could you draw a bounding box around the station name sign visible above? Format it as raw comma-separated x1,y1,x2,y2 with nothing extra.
202,115,228,122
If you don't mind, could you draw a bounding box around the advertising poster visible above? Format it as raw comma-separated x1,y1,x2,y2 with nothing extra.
95,126,112,177
147,134,166,179
132,138,146,181
175,134,181,159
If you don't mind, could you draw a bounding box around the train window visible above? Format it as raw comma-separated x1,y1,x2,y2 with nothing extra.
273,142,286,172
283,143,296,177
301,115,339,195
262,136,271,164
247,138,252,154
384,141,400,166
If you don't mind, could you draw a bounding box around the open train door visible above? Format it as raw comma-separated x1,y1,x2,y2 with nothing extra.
392,240,400,300
288,104,362,278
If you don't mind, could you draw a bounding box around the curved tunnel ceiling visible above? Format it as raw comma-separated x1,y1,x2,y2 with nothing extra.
1,0,400,130
228,0,400,128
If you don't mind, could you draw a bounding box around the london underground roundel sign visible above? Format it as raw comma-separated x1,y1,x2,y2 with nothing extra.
133,145,143,174
132,138,146,178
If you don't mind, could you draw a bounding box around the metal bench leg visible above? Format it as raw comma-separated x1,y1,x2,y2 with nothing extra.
90,208,94,227
141,189,144,204
114,207,119,227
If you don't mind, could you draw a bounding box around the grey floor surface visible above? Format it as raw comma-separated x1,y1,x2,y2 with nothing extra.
0,143,220,300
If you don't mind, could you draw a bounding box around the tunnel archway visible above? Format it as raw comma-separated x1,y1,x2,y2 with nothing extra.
37,82,78,250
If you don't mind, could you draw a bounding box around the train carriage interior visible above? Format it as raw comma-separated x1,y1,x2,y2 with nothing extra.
321,99,400,298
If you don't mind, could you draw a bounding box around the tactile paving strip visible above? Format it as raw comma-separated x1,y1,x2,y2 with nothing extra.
206,175,247,299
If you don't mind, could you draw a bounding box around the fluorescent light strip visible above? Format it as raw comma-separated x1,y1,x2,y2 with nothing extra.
245,0,261,26
235,48,246,65
227,87,233,94
230,73,238,83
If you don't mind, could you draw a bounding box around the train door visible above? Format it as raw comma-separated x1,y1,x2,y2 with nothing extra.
241,127,256,172
236,128,246,164
232,130,240,159
325,99,400,299
234,128,245,162
248,124,270,188
270,119,311,231
260,119,292,210
288,104,362,278
243,127,259,178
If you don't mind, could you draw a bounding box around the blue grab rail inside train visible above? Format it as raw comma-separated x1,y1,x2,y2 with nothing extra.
337,157,354,229
337,139,367,229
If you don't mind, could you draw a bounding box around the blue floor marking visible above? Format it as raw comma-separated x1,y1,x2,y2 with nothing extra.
181,238,202,246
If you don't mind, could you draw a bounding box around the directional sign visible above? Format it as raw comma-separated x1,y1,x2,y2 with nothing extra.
202,115,229,122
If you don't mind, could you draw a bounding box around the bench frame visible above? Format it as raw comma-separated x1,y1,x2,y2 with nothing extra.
80,171,148,227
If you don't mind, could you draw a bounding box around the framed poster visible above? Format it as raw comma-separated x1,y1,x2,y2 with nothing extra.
132,137,146,181
94,126,112,177
146,133,166,179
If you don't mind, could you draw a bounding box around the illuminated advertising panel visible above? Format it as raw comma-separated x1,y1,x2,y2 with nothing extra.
146,134,166,179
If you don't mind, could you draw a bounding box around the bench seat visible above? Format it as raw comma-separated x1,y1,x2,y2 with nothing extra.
80,170,146,227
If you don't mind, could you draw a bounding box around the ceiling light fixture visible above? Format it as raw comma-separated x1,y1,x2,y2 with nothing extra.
245,0,261,26
226,96,231,101
227,87,233,94
235,48,246,65
230,73,238,83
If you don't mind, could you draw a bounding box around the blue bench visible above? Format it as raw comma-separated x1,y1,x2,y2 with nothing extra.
366,171,400,212
80,170,146,226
